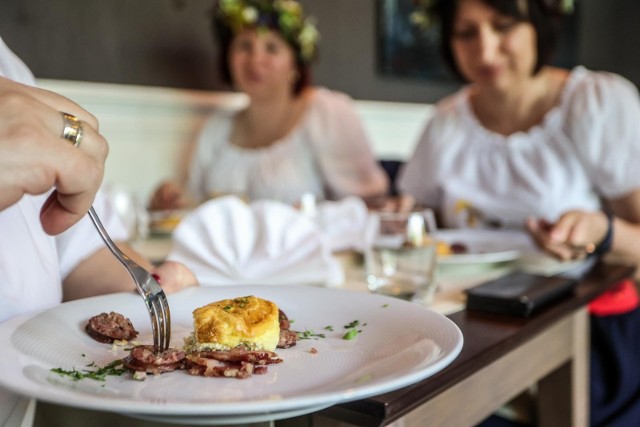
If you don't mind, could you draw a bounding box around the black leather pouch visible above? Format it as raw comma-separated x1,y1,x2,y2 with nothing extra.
465,271,578,317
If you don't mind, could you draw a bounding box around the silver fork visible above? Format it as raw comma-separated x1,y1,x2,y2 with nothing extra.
88,206,171,353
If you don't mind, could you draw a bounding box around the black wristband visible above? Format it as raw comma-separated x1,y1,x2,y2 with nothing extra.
593,211,614,256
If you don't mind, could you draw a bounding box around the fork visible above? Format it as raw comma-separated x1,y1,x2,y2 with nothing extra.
88,206,171,353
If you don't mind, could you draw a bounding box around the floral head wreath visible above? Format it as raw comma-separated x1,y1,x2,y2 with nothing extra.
215,0,319,64
410,0,576,31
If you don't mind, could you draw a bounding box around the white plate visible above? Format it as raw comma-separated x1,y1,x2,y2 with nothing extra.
435,229,531,265
0,286,463,424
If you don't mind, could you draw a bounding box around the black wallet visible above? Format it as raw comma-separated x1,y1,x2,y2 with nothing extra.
465,271,578,317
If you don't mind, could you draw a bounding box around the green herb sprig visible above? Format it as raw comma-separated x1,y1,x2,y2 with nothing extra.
51,359,127,382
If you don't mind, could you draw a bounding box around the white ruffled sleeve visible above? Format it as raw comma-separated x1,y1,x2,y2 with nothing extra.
398,97,459,207
306,90,388,200
565,71,640,199
186,111,234,202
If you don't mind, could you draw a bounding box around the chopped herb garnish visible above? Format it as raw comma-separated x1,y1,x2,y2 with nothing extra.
223,305,232,312
233,297,250,308
51,359,127,382
344,320,360,329
382,304,389,308
296,330,326,340
324,325,334,331
343,329,358,340
341,319,365,340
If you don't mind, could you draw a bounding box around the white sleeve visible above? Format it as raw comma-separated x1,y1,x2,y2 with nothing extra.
0,36,36,85
186,111,232,202
55,189,128,280
398,110,453,207
307,90,388,199
566,72,640,199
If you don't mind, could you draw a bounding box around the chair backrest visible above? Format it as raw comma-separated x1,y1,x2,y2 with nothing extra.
378,159,405,196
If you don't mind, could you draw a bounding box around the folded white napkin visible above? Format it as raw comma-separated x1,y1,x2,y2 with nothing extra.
167,196,343,286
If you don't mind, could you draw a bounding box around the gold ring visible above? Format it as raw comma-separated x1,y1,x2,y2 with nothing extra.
60,112,84,147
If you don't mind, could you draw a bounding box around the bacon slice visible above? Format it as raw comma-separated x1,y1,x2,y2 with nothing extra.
186,349,282,379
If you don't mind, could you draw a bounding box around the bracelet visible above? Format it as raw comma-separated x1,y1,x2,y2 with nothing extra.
592,211,614,256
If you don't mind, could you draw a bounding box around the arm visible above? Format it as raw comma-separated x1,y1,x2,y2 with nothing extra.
311,92,388,200
148,113,226,210
62,243,197,301
527,73,640,260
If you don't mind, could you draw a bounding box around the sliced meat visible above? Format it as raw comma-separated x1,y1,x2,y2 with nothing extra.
278,309,291,330
186,355,255,379
123,345,186,374
276,309,297,348
278,329,298,349
185,349,282,379
195,348,282,365
86,312,138,343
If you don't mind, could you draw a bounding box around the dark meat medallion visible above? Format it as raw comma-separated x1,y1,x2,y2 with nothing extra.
86,312,139,343
277,309,298,349
278,329,298,349
123,345,186,374
186,348,282,379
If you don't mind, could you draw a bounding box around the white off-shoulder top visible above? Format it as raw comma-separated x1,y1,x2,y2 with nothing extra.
399,67,640,229
187,88,388,205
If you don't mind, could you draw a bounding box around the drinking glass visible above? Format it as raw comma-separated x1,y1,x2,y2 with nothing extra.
364,209,438,305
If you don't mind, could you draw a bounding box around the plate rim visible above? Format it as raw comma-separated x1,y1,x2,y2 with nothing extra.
435,229,528,265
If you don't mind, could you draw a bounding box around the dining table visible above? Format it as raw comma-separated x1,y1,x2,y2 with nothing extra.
306,257,635,427
29,234,637,427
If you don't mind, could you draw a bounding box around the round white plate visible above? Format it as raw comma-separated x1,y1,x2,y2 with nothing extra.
0,286,463,424
435,229,531,265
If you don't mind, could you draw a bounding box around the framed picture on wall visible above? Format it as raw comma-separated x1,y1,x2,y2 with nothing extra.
376,0,580,82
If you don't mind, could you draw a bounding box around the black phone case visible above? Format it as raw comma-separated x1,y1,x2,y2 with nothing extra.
465,271,578,317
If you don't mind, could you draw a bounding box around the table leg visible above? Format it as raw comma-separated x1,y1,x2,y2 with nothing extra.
537,307,589,427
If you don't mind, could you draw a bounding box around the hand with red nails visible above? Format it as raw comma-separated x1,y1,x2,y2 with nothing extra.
151,261,198,294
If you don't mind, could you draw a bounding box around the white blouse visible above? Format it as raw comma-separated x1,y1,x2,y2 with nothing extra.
399,67,640,229
187,88,388,205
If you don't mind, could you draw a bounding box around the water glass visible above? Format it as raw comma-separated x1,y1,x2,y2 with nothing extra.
365,210,438,305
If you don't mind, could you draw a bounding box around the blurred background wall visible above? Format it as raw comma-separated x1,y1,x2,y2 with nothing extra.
1,0,639,103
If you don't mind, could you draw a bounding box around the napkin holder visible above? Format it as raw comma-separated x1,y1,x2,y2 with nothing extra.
465,271,578,317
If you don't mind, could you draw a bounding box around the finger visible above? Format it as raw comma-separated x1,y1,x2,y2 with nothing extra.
525,217,544,247
39,132,107,235
548,215,575,244
0,77,98,129
152,261,198,294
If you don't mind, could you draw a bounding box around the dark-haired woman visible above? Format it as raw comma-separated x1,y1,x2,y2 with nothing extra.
150,0,387,209
399,0,640,425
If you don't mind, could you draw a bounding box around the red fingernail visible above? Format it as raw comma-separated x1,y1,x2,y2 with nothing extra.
151,274,162,284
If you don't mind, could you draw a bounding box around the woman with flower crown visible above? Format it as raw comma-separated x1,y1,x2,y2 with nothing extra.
397,0,640,425
149,0,388,209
